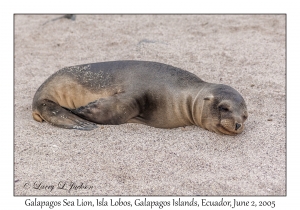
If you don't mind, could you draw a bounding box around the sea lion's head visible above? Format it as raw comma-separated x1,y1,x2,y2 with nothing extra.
194,84,248,135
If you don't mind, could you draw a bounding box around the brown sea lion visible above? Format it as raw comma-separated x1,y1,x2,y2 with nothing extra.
32,60,248,135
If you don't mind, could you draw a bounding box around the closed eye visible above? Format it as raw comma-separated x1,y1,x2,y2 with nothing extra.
219,106,229,112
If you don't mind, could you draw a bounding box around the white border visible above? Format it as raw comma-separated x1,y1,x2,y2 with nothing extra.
2,0,297,209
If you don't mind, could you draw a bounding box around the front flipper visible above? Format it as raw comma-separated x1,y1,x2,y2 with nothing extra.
71,94,141,125
33,99,98,130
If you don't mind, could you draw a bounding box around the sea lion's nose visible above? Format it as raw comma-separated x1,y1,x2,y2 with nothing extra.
235,123,242,130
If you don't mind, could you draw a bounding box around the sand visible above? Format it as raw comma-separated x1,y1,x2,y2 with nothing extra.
14,14,286,196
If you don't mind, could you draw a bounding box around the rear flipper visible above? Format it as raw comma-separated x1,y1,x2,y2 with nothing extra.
71,94,141,125
32,99,98,130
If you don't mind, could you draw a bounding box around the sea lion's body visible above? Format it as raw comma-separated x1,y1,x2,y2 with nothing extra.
32,60,248,135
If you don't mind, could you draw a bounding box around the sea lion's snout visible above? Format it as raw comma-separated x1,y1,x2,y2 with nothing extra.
217,118,245,135
235,123,242,131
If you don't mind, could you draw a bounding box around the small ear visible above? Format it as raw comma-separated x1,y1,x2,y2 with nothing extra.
203,95,214,101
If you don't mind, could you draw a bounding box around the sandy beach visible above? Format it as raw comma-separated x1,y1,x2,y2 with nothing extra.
14,15,286,196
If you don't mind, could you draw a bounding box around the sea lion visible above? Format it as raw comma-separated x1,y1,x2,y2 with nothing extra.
32,60,248,135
